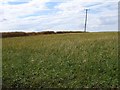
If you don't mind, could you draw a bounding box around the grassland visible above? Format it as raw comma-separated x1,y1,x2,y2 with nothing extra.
2,32,118,88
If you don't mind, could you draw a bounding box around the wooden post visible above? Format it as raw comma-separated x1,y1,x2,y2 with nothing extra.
84,9,89,32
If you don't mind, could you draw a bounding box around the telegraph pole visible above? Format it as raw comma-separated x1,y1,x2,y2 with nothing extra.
84,9,89,32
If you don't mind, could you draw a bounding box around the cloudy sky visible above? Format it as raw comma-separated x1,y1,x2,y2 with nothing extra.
0,0,118,32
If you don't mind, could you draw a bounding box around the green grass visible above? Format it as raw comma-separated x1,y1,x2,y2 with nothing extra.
2,32,118,88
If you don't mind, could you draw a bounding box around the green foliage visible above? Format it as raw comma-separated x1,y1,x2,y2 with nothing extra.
2,32,118,88
1,31,84,38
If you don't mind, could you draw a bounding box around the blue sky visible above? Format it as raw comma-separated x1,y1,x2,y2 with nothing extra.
0,0,118,32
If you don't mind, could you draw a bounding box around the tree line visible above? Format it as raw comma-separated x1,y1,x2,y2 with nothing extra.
1,31,85,38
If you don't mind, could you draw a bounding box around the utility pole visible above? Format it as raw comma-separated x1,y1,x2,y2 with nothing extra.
84,9,89,32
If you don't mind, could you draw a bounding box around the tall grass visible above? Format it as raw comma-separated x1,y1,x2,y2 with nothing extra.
2,32,118,88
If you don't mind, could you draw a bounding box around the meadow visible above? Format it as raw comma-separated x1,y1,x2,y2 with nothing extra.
2,32,118,88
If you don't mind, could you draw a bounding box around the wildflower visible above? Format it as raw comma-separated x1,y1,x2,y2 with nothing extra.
83,59,87,63
31,59,34,62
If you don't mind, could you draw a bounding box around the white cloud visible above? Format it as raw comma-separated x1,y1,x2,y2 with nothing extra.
2,0,50,19
0,0,118,32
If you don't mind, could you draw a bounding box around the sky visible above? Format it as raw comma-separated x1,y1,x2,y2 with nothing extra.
0,0,118,32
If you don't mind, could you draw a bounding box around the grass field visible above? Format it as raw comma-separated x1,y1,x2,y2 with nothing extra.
2,32,118,88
